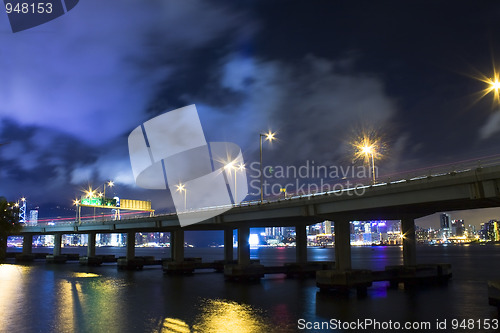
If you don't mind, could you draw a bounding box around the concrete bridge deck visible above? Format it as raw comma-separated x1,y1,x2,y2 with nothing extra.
9,164,500,288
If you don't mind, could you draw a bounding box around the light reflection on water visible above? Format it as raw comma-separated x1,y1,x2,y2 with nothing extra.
158,299,272,333
0,264,27,330
194,299,271,333
2,245,500,332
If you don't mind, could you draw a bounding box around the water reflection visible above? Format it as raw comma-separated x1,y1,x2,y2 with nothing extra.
194,299,271,333
0,264,26,330
72,272,100,278
158,299,271,333
51,271,127,332
160,317,191,333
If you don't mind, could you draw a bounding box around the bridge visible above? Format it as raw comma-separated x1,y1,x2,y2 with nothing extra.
14,159,500,282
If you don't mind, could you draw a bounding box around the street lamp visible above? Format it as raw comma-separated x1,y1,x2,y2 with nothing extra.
84,186,96,198
259,131,276,202
73,199,81,223
361,145,376,184
487,75,500,105
225,161,245,204
353,134,381,184
103,180,114,198
176,183,187,211
469,69,500,106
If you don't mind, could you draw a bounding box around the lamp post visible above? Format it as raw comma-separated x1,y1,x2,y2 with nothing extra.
353,135,381,184
225,162,245,204
73,199,81,223
259,131,276,202
97,180,114,200
361,145,376,184
176,183,187,211
84,187,98,220
103,180,114,199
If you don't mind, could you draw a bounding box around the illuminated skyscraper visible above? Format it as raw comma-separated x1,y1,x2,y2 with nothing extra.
29,210,38,226
440,213,450,229
440,213,451,238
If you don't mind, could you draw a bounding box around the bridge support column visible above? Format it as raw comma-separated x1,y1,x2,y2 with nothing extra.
172,229,184,263
22,234,33,255
224,228,233,262
296,225,307,264
118,232,143,270
224,225,264,281
238,226,250,266
126,232,135,260
79,232,103,266
45,233,67,263
163,229,197,274
87,232,96,257
16,234,35,262
53,234,62,256
335,220,351,271
402,217,417,266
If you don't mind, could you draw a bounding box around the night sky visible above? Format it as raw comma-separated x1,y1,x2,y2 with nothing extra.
2,1,500,228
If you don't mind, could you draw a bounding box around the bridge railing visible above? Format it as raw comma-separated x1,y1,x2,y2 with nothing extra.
260,154,500,202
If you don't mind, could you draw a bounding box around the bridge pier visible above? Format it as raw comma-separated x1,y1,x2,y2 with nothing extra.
126,231,135,260
164,229,197,274
87,232,96,257
16,233,34,262
47,233,67,263
22,234,32,255
224,228,234,262
402,217,417,266
295,225,307,264
172,229,184,262
80,232,102,266
224,225,264,281
118,232,143,270
238,225,250,266
334,219,352,271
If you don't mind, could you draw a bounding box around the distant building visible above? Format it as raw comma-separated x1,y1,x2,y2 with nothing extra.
324,221,332,234
440,213,450,229
488,220,500,241
451,219,465,237
350,220,398,245
440,213,451,238
480,220,500,241
29,210,38,226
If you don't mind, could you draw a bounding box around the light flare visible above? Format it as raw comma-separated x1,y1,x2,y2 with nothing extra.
464,64,500,107
351,133,383,164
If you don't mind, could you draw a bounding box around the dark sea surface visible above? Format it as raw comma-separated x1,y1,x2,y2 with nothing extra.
1,245,500,332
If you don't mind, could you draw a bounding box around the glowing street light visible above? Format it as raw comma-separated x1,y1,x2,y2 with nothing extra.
84,187,96,198
99,180,114,199
73,199,81,223
259,131,277,202
467,67,500,106
225,161,246,204
176,183,187,211
352,133,382,184
487,75,500,105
